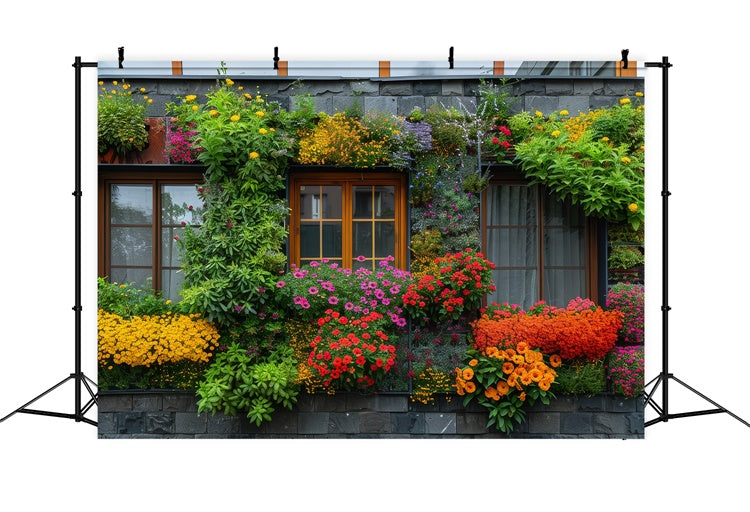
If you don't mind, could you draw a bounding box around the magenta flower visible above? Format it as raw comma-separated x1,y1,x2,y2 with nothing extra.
308,286,319,295
328,296,339,305
276,281,286,288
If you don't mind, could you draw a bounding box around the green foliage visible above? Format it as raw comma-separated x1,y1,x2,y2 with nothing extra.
554,359,606,395
476,78,515,124
176,77,291,329
98,80,150,154
512,98,645,230
196,344,299,426
99,360,210,391
97,277,172,318
608,245,644,270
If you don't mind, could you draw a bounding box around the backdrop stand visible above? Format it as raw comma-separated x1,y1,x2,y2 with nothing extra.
0,57,98,427
643,56,749,429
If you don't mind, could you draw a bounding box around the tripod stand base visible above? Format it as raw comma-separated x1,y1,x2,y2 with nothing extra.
0,373,98,427
644,373,750,428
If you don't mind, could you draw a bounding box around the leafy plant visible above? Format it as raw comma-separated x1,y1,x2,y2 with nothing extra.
608,245,644,270
97,277,172,318
554,359,606,395
196,344,299,426
97,80,151,154
607,345,644,397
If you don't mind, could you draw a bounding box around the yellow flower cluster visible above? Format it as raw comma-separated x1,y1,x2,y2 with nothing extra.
455,342,558,399
563,109,606,142
98,309,219,368
297,113,391,167
411,367,454,405
286,319,332,394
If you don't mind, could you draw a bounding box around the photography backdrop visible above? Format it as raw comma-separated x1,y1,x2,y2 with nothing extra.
1,0,748,509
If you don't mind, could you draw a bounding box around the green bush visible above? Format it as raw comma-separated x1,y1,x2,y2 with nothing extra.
554,359,606,395
97,277,172,318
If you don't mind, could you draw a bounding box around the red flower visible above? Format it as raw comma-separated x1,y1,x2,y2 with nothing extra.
492,137,500,144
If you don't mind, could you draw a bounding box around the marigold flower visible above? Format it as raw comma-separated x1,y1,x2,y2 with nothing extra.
185,95,197,102
636,91,644,97
621,156,631,164
259,128,268,134
549,354,562,368
249,151,259,159
535,110,543,117
560,110,569,116
255,111,265,117
502,362,514,374
468,359,478,367
539,379,551,391
209,110,219,117
628,203,638,212
462,368,474,380
191,105,199,111
464,381,476,393
601,136,610,142
620,97,631,105
496,381,510,396
230,114,240,122
551,130,561,138
225,78,234,86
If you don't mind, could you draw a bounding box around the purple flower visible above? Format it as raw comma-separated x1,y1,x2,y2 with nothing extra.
308,286,319,295
293,296,304,305
328,296,339,305
344,302,354,311
276,281,286,288
390,285,401,295
356,255,366,263
310,261,320,268
374,289,385,300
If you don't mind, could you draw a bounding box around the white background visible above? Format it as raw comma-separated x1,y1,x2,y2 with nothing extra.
1,1,748,510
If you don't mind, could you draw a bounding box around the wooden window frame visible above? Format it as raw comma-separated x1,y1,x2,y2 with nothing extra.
481,171,600,305
98,167,204,293
288,170,408,271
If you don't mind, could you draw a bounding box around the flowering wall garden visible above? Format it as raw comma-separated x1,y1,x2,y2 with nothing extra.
97,71,645,438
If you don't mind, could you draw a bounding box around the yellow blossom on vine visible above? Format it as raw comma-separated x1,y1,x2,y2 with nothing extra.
560,110,569,116
621,156,631,164
636,91,644,97
139,87,146,93
255,111,265,117
620,97,631,105
185,95,197,102
238,85,244,91
628,203,638,212
191,105,199,111
259,128,268,134
209,109,219,117
535,110,543,117
225,78,234,86
249,151,259,159
551,130,561,138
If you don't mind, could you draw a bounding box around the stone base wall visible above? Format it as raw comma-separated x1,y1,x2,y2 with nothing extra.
98,391,644,439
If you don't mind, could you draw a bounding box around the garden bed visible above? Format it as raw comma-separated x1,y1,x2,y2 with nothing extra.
98,390,643,439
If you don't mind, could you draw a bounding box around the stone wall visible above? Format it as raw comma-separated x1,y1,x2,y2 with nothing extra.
126,76,643,129
98,391,644,439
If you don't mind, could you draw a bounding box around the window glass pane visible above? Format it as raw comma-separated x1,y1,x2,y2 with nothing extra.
161,269,185,302
374,186,395,219
300,223,320,258
110,184,152,224
544,194,584,227
321,222,342,258
299,185,342,219
353,186,372,219
486,228,537,267
352,222,373,258
544,269,585,307
489,269,538,310
487,184,537,226
544,227,585,266
374,222,395,258
162,227,186,267
162,185,203,225
110,267,152,289
111,227,152,266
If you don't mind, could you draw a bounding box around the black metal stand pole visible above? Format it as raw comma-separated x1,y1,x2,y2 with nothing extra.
643,56,749,429
0,56,98,427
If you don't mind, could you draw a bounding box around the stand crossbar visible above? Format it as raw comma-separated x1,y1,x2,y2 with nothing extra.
0,57,98,427
643,57,748,430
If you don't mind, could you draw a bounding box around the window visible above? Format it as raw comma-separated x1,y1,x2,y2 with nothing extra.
289,171,407,271
483,176,599,309
98,170,204,300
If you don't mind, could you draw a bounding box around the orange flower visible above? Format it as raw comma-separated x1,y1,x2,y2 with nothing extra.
468,359,478,367
496,381,510,396
539,379,551,391
520,373,533,386
519,392,526,402
462,367,474,380
516,341,529,354
502,362,514,375
464,381,476,393
529,368,543,382
550,354,562,368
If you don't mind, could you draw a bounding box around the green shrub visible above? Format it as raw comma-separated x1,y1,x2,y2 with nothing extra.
554,359,606,395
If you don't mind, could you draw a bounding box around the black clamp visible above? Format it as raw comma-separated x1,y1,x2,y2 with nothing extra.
118,46,124,69
448,47,454,69
273,47,280,70
661,191,672,197
621,49,629,69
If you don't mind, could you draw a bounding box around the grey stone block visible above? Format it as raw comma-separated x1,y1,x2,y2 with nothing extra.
375,395,408,412
117,412,144,434
560,413,593,435
98,393,132,412
350,80,380,95
266,409,298,435
398,96,426,117
441,81,464,96
593,412,626,435
346,394,376,412
329,412,359,434
145,414,174,434
574,80,605,96
425,413,456,434
413,81,441,96
523,96,559,116
133,395,162,412
290,95,332,114
605,396,637,413
360,412,391,434
381,82,413,96
626,413,645,435
456,413,488,434
163,393,198,413
297,394,347,413
175,412,207,434
577,395,605,412
590,96,622,109
333,96,360,114
391,413,425,434
528,412,561,434
557,96,590,115
364,96,397,115
514,81,546,96
206,415,240,435
97,413,117,434
545,80,574,95
298,412,329,435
